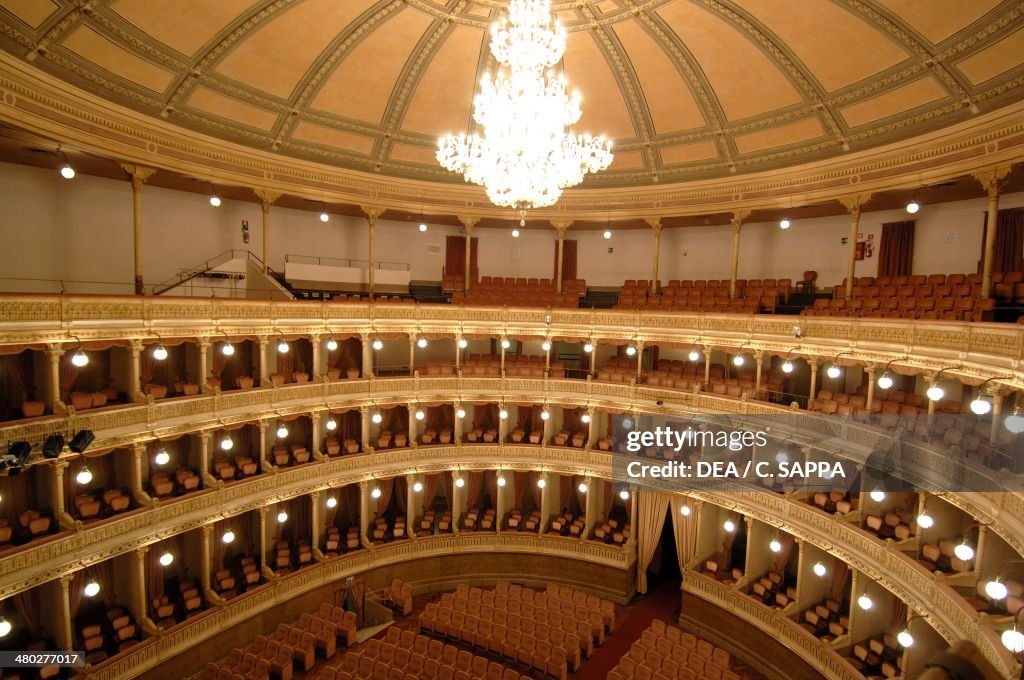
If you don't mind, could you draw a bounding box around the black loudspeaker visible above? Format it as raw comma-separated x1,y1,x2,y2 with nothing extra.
42,434,65,459
7,441,31,470
69,429,95,454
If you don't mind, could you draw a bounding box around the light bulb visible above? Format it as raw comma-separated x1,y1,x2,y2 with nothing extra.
84,580,100,597
326,497,337,509
456,407,466,419
776,451,790,464
371,487,381,499
221,343,235,356
326,418,337,431
277,340,289,353
681,505,691,516
413,482,423,493
222,530,235,544
542,341,551,352
769,539,782,553
688,349,700,362
512,229,520,238
537,478,546,489
603,230,612,239
897,630,914,647
619,489,629,500
1006,411,1024,434
209,195,221,207
954,541,975,561
622,418,633,430
455,477,465,488
917,513,933,529
60,163,75,179
870,489,885,502
626,346,637,357
540,410,550,421
733,355,745,367
153,344,168,361
419,223,428,232
826,365,841,379
372,412,382,424
276,425,288,439
723,520,736,533
326,338,338,351
782,361,794,374
906,200,920,215
1004,628,1024,653
858,594,873,610
71,349,89,367
926,384,945,401
986,579,1009,600
220,436,233,451
457,338,468,349
154,450,170,466
0,618,11,638
159,552,174,566
320,211,329,222
417,337,428,348
581,413,591,424
497,477,506,487
779,218,791,230
415,409,425,421
499,409,508,420
372,338,383,351
877,373,893,390
813,562,827,577
578,482,588,493
76,468,93,485
583,342,593,353
501,339,511,349
970,398,991,415
277,511,288,523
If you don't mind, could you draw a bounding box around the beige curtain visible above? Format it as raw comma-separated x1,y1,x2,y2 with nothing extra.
669,496,698,572
636,492,670,594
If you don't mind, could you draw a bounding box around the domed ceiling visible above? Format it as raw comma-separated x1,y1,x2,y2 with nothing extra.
1,0,1023,188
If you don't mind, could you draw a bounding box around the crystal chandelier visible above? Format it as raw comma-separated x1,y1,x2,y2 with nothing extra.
437,0,613,209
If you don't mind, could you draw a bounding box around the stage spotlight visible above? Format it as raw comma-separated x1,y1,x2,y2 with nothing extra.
69,429,95,454
42,434,65,459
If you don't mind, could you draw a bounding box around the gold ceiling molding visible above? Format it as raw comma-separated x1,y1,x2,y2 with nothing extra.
0,49,1022,220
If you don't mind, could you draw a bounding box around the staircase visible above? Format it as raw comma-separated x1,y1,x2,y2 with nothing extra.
151,249,248,296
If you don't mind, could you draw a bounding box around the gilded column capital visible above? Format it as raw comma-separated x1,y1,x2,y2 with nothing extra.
121,164,157,189
839,193,872,216
644,217,662,232
551,220,572,236
730,209,750,229
971,165,1011,196
254,189,282,210
458,215,480,233
361,205,384,221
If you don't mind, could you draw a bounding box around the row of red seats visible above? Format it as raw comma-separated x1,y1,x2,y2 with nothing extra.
608,619,740,680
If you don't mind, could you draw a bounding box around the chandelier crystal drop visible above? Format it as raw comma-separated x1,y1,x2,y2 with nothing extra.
437,0,613,209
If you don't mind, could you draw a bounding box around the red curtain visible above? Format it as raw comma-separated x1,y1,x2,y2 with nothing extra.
445,236,479,282
877,221,915,278
831,563,850,601
554,239,578,282
980,207,1024,273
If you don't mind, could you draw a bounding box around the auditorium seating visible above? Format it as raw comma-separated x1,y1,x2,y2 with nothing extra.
616,278,790,313
418,359,456,376
846,633,904,678
798,599,849,642
452,277,585,308
384,578,414,616
864,510,914,541
462,507,496,531
78,606,141,664
917,539,974,574
272,443,312,468
591,517,631,546
811,491,859,516
966,578,1024,616
548,512,585,537
607,619,741,680
803,273,1016,321
748,570,795,609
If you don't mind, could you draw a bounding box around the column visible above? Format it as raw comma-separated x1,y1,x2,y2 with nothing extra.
703,346,712,386
200,524,213,593
312,334,323,381
647,218,663,295
454,406,464,442
51,462,74,529
552,221,571,294
587,409,597,449
499,407,509,443
361,205,383,298
865,367,876,413
926,377,937,420
311,411,323,460
543,408,553,444
132,548,150,629
626,491,637,549
990,389,1003,444
360,407,370,451
259,421,272,471
500,340,507,375
452,475,463,535
45,345,64,414
255,190,281,273
973,167,1010,299
754,351,763,397
56,576,74,651
311,490,323,557
258,507,272,579
458,215,479,292
121,165,156,295
455,334,463,371
200,432,217,488
636,341,644,379
495,473,505,533
130,443,152,505
539,472,551,530
129,340,145,403
583,476,596,540
839,195,870,299
406,475,417,537
808,360,819,410
729,210,749,298
359,482,370,546
409,335,416,376
258,336,271,387
409,404,418,445
361,332,373,378
794,540,808,603
198,338,211,394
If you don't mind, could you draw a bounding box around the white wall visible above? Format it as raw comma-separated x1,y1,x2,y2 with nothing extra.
1,160,1022,294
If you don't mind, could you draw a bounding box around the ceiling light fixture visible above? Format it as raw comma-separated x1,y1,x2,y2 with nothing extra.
512,228,520,238
813,562,827,577
372,338,384,351
326,335,338,352
84,580,101,597
58,146,75,179
437,0,612,209
779,217,791,230
222,530,235,544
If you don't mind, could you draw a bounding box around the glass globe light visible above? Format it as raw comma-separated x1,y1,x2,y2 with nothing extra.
326,497,338,509
499,409,508,420
456,407,466,419
512,229,520,238
159,552,174,566
897,630,914,647
277,340,289,353
222,342,235,356
877,373,893,390
415,409,425,421
870,489,885,502
1002,627,1024,653
583,342,593,353
578,482,588,493
277,511,288,523
458,338,468,349
413,482,423,493
970,398,991,415
781,361,794,374
986,579,1009,600
372,338,384,351
681,505,691,516
455,477,465,488
540,410,550,421
326,338,338,351
71,349,89,367
926,384,945,402
733,354,745,367
326,418,337,431
153,344,168,361
417,337,428,348
419,223,428,232
858,594,873,610
372,412,383,424
76,468,93,485
501,339,511,349
626,346,636,357
906,200,920,215
688,349,700,362
320,211,329,223
60,163,76,180
1005,411,1024,434
154,449,170,466
220,436,233,451
370,487,381,499
84,580,101,597
209,195,221,207
542,341,551,352
826,365,841,379
603,230,612,239
537,478,546,489
619,489,629,500
916,513,933,529
222,530,235,544
0,618,11,638
779,218,791,230
813,562,827,577
723,520,736,533
954,541,974,561
769,539,782,553
496,477,506,487
581,413,591,424
276,425,288,439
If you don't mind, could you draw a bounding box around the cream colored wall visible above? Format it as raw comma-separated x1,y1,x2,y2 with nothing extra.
2,161,1023,294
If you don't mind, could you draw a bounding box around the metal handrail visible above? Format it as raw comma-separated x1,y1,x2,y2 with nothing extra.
285,253,411,271
152,249,252,295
